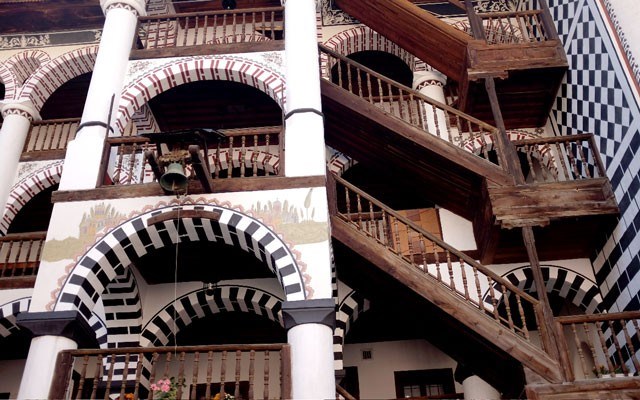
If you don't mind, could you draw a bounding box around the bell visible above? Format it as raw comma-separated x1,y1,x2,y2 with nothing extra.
159,162,188,193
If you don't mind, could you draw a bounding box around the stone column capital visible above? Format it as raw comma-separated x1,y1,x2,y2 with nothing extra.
16,310,98,348
1,101,41,122
282,298,335,330
413,70,448,91
101,0,147,17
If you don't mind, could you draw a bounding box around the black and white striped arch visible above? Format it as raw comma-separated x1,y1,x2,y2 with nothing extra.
0,297,31,338
55,204,307,321
140,285,284,347
334,290,370,371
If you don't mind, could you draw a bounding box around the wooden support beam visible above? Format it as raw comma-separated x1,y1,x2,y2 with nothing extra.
189,145,214,193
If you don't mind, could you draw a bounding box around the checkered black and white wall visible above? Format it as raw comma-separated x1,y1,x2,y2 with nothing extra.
548,0,640,313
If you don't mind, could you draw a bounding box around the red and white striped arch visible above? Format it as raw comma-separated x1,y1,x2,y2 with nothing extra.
114,56,286,134
17,46,98,112
1,161,63,235
0,63,17,101
321,26,415,78
5,50,51,87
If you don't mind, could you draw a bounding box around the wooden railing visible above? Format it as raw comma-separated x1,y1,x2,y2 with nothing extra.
51,344,291,400
557,311,640,380
137,7,284,50
101,126,282,186
456,0,558,43
512,134,607,183
329,173,545,345
22,118,80,159
318,45,502,168
0,231,46,281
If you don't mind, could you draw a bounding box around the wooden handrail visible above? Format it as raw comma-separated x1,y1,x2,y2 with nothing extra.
511,133,594,145
0,231,47,241
31,117,81,126
318,44,498,133
476,9,544,18
331,173,539,304
557,311,640,325
336,384,358,400
66,343,288,356
138,6,285,21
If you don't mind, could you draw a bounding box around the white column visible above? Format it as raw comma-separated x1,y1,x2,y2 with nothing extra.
282,0,326,177
58,0,146,191
283,299,336,400
0,102,39,222
462,375,501,400
413,71,449,141
17,335,77,400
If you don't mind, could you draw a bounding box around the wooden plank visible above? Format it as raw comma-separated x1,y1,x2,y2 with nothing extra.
20,149,67,162
331,216,564,384
130,41,284,60
526,377,640,400
0,276,36,289
51,175,326,203
556,311,640,324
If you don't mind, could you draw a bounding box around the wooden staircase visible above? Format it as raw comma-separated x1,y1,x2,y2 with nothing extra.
328,173,564,384
320,45,618,263
333,0,568,128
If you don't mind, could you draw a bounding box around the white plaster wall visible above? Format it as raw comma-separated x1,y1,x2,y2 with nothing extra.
607,0,640,74
0,358,26,398
439,208,477,251
0,44,92,63
0,288,32,307
343,339,462,399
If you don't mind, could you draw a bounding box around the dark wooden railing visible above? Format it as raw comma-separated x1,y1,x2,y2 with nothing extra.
137,7,284,50
50,344,291,400
557,311,640,380
329,173,546,345
512,134,607,183
21,118,80,159
318,45,502,168
0,231,46,283
100,126,282,186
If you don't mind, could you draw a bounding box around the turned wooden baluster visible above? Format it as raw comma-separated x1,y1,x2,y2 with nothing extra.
576,140,592,179
595,323,616,376
104,353,116,400
75,355,90,400
433,241,442,281
220,350,227,397
234,350,242,399
90,356,102,400
119,352,131,399
248,350,256,400
445,250,456,292
176,352,186,399
487,277,501,322
473,265,484,311
205,351,214,399
608,320,628,374
263,350,270,400
460,258,470,301
133,352,143,400
515,295,529,339
525,144,538,182
501,285,515,332
554,142,571,180
190,352,200,400
621,319,640,373
569,322,590,378
582,322,600,377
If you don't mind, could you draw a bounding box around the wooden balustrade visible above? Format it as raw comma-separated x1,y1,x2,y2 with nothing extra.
137,7,284,50
21,118,80,160
329,173,544,344
50,344,291,400
512,134,607,183
0,231,46,283
556,311,640,380
101,126,282,186
318,44,502,167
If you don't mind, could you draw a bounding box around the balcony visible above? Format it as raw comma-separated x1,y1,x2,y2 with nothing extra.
0,231,46,288
20,118,80,162
131,7,285,60
50,344,291,400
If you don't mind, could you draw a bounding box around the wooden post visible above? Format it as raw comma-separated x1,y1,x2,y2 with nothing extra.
280,344,292,400
536,0,560,40
48,351,73,400
464,0,485,40
522,226,572,381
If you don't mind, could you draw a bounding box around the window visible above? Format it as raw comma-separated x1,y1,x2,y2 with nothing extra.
394,369,455,399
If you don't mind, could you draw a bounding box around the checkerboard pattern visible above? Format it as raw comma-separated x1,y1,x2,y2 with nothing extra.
549,0,640,319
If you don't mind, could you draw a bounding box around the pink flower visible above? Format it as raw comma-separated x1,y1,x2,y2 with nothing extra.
150,383,159,391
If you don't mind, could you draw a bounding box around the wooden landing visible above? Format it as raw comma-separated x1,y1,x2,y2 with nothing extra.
334,0,568,128
478,179,619,264
321,79,513,220
331,216,564,385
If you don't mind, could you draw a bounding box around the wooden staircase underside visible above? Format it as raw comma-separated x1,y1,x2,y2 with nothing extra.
334,0,568,128
331,216,564,385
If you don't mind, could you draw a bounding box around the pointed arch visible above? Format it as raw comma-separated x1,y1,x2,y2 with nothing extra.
321,26,416,77
1,160,63,235
115,56,286,134
54,204,307,322
17,46,98,112
140,284,284,347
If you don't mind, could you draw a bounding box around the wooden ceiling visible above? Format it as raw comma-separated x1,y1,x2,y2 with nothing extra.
173,0,282,13
0,0,104,34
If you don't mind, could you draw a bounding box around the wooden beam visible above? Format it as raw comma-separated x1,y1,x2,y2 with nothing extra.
189,145,213,193
526,376,640,400
147,209,221,226
51,175,326,203
130,41,284,60
331,216,564,383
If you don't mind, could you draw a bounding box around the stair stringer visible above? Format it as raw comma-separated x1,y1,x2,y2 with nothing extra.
331,216,564,384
